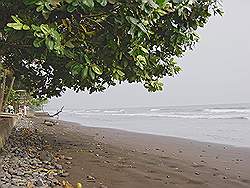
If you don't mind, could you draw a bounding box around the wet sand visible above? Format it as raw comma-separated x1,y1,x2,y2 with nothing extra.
32,117,250,188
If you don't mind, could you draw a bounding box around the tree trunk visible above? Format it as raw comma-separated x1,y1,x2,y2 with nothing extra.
0,70,7,111
3,76,15,109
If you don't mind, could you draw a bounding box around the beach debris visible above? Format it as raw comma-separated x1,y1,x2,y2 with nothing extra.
225,167,231,170
87,175,96,182
236,158,243,162
65,156,73,160
60,172,70,177
65,161,72,165
195,172,200,175
44,120,56,126
76,182,83,188
62,180,74,188
223,176,228,179
166,175,170,178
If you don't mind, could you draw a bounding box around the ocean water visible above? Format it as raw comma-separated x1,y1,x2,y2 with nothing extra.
46,103,250,148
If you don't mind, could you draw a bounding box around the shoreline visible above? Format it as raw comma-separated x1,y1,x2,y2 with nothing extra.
1,116,250,187
59,118,250,150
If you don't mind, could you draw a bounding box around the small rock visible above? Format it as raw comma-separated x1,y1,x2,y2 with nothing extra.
65,157,73,160
60,172,70,177
35,179,44,186
55,164,63,170
44,120,55,126
195,172,200,175
87,175,96,182
39,151,53,162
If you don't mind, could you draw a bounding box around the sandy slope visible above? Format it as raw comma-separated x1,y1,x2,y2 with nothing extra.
32,117,250,188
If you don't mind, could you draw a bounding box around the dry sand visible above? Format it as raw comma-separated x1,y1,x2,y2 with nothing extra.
32,117,250,188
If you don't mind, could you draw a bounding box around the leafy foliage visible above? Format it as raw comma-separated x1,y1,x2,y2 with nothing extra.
0,0,223,97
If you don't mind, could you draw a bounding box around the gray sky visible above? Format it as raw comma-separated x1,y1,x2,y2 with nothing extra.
47,0,250,109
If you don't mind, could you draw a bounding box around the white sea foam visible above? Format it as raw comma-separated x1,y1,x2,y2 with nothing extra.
150,108,161,112
107,113,249,120
204,108,250,113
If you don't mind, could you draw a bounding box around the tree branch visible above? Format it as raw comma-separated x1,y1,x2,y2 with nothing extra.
49,106,64,117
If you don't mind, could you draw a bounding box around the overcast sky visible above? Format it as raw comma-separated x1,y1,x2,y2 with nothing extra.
47,0,250,109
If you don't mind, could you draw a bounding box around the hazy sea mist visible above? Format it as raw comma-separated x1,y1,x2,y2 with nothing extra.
46,103,250,148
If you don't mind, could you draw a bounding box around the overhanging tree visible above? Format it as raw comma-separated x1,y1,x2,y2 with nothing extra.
0,0,223,99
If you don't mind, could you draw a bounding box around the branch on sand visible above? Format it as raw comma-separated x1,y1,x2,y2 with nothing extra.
49,106,64,118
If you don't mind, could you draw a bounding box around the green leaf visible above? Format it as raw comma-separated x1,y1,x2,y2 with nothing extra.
45,38,54,50
50,29,61,41
65,40,74,48
128,16,139,25
155,0,166,6
11,16,21,23
65,49,75,59
45,2,53,11
137,23,148,34
148,0,159,8
7,23,23,30
33,38,44,48
22,25,30,30
117,70,125,77
89,68,95,80
82,66,89,78
96,0,107,6
40,24,50,34
71,64,82,75
36,5,44,12
67,5,77,12
31,24,41,31
84,55,91,64
140,46,149,54
82,0,95,8
137,55,146,63
92,65,103,75
23,0,40,5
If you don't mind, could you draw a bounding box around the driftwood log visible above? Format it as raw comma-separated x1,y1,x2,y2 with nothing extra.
49,106,64,118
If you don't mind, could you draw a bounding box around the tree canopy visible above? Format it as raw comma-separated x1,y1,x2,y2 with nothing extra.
0,0,222,98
